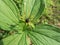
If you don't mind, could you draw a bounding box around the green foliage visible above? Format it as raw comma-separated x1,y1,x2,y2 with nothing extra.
39,0,60,25
0,0,60,45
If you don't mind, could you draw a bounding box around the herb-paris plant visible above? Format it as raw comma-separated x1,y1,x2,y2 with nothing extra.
0,0,60,45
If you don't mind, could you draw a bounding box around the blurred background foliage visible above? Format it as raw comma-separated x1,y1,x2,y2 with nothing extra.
40,0,60,27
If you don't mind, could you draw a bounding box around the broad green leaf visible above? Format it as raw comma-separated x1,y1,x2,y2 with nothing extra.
30,0,45,23
27,24,60,45
22,0,45,22
22,0,35,19
0,0,20,30
0,32,30,45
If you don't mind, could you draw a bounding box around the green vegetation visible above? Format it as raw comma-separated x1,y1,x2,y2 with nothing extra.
0,0,60,45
